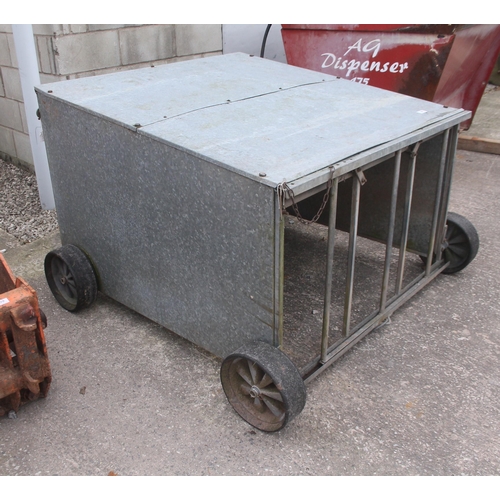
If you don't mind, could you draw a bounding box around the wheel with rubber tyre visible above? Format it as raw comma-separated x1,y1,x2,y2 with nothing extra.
44,244,98,312
441,212,479,274
220,341,306,432
421,212,479,274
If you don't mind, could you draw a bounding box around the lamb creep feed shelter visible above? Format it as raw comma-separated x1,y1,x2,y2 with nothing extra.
36,53,479,431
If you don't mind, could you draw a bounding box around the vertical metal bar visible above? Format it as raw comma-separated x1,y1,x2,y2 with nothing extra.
274,188,286,350
278,210,285,348
320,178,339,363
425,129,450,276
380,150,402,312
443,125,459,215
342,175,361,337
395,143,419,294
435,126,458,263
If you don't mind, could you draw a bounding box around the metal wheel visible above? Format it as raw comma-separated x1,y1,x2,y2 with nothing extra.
44,244,98,312
441,212,479,274
220,342,306,432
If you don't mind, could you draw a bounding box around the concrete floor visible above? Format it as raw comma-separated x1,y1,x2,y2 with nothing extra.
462,86,500,142
1,147,499,477
458,86,500,155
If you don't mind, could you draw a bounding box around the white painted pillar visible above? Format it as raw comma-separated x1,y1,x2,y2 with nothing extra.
12,24,55,210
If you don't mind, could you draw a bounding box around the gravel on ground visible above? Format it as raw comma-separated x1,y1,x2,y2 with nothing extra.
0,159,59,245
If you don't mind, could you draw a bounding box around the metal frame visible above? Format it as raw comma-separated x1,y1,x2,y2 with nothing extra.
35,53,471,370
277,126,460,383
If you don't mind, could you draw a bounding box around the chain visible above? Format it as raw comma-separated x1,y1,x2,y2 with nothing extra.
277,166,336,225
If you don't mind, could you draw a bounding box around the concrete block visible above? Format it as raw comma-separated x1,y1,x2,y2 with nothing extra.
76,61,161,79
13,130,33,165
0,125,16,158
40,73,66,84
60,25,88,34
88,25,128,31
36,36,56,74
0,33,12,66
119,25,175,65
69,25,88,34
0,70,4,96
2,66,23,101
0,96,23,131
175,24,222,57
53,30,121,75
68,71,96,79
0,25,12,33
32,25,64,36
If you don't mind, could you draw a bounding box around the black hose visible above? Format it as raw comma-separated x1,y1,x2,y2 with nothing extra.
260,24,272,58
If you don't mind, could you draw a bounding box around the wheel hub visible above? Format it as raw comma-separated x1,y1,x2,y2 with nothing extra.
249,385,261,399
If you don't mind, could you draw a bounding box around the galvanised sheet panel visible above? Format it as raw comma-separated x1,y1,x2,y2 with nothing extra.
35,53,337,129
145,80,464,185
36,53,468,188
37,93,277,359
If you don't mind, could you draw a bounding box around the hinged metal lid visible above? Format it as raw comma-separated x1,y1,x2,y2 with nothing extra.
36,52,470,187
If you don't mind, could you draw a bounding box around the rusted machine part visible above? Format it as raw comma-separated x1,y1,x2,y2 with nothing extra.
0,253,51,417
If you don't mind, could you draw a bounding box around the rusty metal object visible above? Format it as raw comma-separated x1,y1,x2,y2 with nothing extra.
0,253,51,417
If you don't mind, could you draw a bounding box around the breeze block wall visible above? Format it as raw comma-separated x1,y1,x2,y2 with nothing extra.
0,24,223,170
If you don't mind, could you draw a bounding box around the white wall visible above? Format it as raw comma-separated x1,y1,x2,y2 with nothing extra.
222,24,287,63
